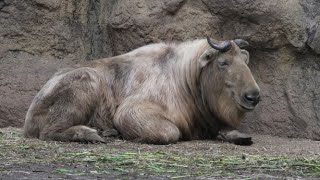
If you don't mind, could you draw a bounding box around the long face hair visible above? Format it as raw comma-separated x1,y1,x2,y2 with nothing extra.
199,40,260,127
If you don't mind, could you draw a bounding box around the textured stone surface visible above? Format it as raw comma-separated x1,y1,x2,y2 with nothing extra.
0,0,319,140
0,0,115,128
240,48,320,140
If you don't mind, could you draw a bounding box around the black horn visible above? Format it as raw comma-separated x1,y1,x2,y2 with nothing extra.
234,39,249,48
206,37,232,52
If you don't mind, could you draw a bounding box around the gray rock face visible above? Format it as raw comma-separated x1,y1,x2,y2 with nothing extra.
0,0,115,128
0,0,319,140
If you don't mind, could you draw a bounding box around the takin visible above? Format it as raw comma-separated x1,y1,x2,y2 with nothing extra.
23,37,260,146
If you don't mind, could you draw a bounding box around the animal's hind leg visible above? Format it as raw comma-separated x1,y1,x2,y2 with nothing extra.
29,67,106,143
87,111,120,138
114,101,181,145
40,125,105,143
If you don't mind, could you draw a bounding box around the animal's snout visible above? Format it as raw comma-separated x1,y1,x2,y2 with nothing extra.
243,89,260,107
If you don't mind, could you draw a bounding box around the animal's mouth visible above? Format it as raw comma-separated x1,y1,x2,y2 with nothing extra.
231,92,257,112
237,102,254,111
234,97,255,112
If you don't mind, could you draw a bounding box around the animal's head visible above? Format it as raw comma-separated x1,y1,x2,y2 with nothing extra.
199,37,260,127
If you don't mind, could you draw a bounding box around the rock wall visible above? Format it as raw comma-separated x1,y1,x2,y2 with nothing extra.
0,0,319,140
0,0,115,127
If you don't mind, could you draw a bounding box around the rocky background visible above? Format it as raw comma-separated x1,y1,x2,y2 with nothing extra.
0,0,319,140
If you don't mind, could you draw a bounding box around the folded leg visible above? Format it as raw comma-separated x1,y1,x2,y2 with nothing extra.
40,125,105,143
114,102,181,145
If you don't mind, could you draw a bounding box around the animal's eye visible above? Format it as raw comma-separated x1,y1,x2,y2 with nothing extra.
218,61,229,67
205,54,212,60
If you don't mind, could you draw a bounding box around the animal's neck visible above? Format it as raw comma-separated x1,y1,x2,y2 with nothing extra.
173,40,223,137
174,39,206,98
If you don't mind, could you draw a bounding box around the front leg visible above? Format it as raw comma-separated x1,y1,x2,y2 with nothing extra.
217,129,253,146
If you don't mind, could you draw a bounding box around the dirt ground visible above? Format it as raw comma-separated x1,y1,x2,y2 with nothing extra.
0,127,319,180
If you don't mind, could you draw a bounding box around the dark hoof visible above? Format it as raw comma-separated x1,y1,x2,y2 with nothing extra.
233,137,253,146
218,130,254,146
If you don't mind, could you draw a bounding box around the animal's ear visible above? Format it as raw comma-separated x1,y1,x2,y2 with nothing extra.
240,49,250,64
234,39,249,49
199,49,217,68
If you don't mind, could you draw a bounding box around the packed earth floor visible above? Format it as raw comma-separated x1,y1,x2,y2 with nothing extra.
0,127,319,179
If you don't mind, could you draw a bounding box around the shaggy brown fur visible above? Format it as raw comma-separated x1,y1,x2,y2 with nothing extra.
23,38,260,145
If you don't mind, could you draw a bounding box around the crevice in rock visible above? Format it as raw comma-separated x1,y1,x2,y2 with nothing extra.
85,0,117,60
0,0,10,10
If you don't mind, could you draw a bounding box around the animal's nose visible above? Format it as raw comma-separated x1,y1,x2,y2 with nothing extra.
243,89,260,106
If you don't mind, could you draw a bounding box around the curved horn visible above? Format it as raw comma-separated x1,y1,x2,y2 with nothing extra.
234,39,249,48
206,37,232,52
